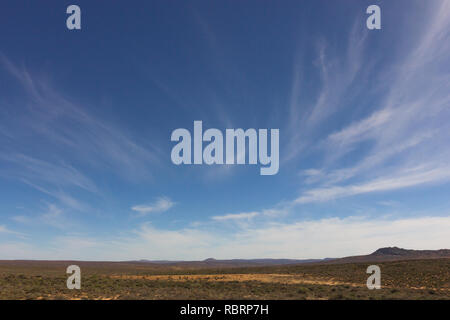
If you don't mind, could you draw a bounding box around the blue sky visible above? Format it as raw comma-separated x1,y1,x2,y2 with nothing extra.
0,0,449,260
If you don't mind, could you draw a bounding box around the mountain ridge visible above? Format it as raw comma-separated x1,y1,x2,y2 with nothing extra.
323,246,450,264
1,247,448,267
130,247,450,267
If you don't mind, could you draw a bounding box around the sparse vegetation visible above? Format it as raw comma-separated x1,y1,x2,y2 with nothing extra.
0,259,448,300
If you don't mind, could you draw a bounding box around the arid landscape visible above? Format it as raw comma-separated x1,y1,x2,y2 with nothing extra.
0,247,449,300
1,0,450,309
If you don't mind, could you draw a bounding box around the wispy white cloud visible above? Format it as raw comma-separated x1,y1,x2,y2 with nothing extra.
296,165,450,204
0,225,15,234
131,197,175,216
11,215,32,224
0,154,97,193
284,19,369,162
0,225,25,237
40,204,69,229
18,179,86,211
211,205,288,223
1,215,449,260
327,109,392,146
212,211,259,221
296,0,450,201
0,54,162,182
11,203,73,230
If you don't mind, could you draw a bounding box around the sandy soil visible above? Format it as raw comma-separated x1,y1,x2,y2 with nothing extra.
108,273,363,287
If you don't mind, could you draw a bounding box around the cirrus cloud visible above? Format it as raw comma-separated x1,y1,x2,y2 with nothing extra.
131,197,175,216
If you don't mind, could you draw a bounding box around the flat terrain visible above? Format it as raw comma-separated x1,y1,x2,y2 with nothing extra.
0,258,448,300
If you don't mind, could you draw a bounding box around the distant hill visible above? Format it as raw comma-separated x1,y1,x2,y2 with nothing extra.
132,257,335,268
371,247,450,257
322,247,450,264
128,247,450,267
2,247,448,268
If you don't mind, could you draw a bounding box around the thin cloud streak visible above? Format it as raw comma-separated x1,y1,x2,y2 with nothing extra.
296,165,450,204
0,153,97,193
131,197,175,216
212,211,259,221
